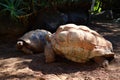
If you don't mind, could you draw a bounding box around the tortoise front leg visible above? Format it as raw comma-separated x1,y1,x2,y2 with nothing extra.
93,56,109,68
44,43,55,63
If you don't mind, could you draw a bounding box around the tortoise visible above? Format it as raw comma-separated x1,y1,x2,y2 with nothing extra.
44,24,114,67
16,29,51,54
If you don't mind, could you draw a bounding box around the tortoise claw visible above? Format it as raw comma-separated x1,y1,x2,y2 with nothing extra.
102,60,109,68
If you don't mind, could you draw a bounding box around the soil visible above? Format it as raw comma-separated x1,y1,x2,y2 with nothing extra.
0,21,120,80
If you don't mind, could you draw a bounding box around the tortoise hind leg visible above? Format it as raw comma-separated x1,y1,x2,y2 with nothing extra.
44,43,55,63
93,56,109,68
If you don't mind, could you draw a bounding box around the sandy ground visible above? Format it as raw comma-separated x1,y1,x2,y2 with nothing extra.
0,21,120,80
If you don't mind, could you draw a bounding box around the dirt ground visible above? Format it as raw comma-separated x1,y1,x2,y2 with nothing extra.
0,21,120,80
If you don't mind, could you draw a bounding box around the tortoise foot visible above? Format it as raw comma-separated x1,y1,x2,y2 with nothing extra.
93,56,109,68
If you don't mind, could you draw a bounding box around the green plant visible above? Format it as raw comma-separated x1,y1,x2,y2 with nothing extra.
90,0,102,14
0,0,27,20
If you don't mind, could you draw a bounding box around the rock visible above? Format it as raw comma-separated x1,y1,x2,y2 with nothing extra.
29,9,89,33
91,10,114,20
66,11,88,25
32,9,68,33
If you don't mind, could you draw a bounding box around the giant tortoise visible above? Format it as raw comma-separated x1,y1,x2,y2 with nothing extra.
16,29,51,54
44,24,114,67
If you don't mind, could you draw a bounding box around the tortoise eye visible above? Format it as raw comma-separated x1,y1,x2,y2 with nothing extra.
16,41,24,49
17,41,23,46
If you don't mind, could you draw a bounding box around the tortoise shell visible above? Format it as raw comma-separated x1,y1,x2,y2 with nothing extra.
17,29,51,54
49,24,114,63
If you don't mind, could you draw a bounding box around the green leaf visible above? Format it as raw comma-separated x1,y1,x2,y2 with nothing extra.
0,2,9,8
15,0,22,8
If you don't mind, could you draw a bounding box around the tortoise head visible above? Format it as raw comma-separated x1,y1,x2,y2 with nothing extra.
16,40,24,49
46,32,52,43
